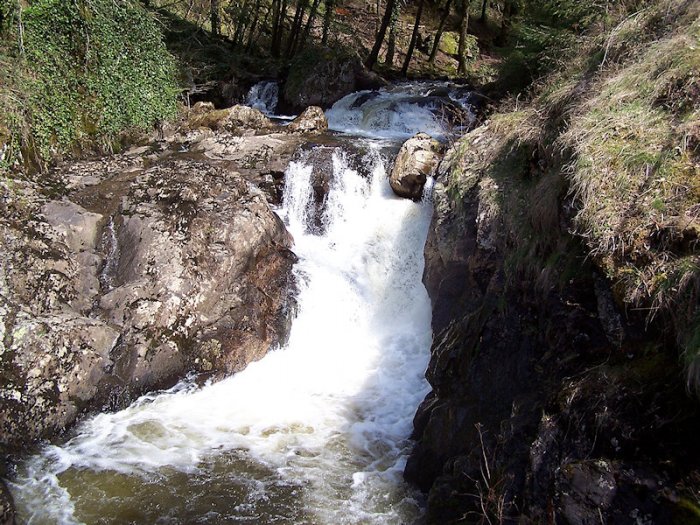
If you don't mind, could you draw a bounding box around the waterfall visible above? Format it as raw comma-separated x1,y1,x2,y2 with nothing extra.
10,146,434,524
326,81,475,140
245,81,280,116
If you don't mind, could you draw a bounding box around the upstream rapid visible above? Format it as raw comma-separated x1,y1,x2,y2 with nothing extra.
10,82,473,524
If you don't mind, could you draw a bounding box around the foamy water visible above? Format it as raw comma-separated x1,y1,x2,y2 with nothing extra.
10,146,434,524
326,82,475,140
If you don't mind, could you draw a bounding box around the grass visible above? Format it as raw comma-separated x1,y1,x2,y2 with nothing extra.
442,0,700,389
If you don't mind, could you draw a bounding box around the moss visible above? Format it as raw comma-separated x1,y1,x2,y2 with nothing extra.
674,498,700,524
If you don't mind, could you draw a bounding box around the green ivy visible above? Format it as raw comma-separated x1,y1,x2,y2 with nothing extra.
1,0,178,168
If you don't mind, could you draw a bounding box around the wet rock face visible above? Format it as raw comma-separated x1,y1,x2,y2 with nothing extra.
389,133,442,200
405,128,700,523
0,158,296,451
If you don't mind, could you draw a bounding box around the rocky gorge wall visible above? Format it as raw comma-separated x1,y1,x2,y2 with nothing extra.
406,123,700,523
404,3,700,521
405,123,698,522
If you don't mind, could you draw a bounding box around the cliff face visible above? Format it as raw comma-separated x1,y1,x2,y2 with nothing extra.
407,123,700,525
406,3,700,519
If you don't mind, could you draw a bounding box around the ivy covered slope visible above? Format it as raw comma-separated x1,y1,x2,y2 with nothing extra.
0,0,178,170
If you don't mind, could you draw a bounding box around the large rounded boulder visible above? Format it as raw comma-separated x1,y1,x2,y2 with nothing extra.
389,133,443,200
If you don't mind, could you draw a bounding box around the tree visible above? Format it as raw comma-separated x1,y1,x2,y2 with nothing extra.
401,0,425,76
428,0,453,63
210,0,221,36
321,0,334,45
479,0,487,22
299,0,322,50
457,0,471,74
271,0,290,56
365,0,397,70
246,0,264,50
383,0,400,66
286,0,307,56
496,0,518,46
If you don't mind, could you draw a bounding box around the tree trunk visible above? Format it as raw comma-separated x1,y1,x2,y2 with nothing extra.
496,0,516,46
233,0,251,46
271,0,289,56
365,0,396,70
322,0,334,45
479,0,487,22
457,0,471,75
384,21,396,66
401,0,425,77
271,0,281,55
299,0,322,50
286,0,307,57
210,0,221,36
246,0,263,50
428,0,453,63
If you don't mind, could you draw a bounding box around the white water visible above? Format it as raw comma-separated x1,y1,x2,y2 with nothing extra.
326,82,475,140
10,146,434,524
245,81,280,116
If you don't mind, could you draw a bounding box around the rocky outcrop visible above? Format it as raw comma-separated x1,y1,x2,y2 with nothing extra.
186,104,273,134
286,106,328,134
0,155,296,451
405,125,700,523
389,133,442,200
0,478,12,525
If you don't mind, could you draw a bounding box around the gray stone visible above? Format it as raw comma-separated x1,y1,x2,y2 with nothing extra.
389,133,442,200
286,106,328,134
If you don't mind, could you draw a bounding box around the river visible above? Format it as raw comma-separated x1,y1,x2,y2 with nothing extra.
10,81,473,525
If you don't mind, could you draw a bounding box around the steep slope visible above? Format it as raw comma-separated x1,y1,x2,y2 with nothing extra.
406,1,700,522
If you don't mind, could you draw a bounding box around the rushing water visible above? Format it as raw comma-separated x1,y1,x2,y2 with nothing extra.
10,150,434,525
326,82,475,140
245,81,280,116
10,81,473,524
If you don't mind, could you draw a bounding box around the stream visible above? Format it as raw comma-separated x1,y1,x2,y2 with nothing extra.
9,81,473,524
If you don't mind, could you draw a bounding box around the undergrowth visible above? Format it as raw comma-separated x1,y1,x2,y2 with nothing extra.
0,0,178,171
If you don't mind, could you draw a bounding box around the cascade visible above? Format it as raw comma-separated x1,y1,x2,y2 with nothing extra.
10,81,472,524
245,81,280,116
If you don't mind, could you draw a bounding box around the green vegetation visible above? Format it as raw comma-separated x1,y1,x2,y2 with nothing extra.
0,0,178,170
445,0,700,388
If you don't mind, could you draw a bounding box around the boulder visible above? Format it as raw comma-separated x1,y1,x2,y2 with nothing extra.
438,31,460,56
286,106,328,134
187,104,272,134
0,157,296,450
389,133,442,200
282,49,386,112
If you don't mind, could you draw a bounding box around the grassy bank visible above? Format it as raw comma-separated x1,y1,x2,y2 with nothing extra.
445,0,699,389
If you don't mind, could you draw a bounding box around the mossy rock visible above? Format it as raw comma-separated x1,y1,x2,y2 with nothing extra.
439,32,460,56
439,32,478,60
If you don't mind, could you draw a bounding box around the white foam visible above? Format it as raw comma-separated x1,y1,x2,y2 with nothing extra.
326,82,475,140
245,81,280,116
11,148,434,525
